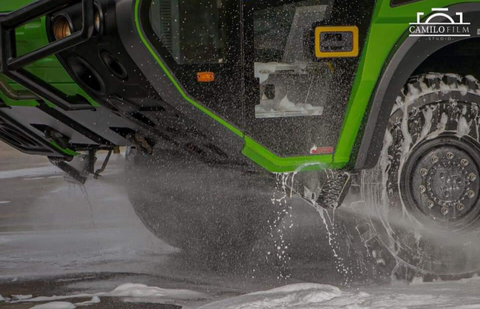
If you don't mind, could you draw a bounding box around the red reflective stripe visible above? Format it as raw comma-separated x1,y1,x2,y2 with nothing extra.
310,146,334,155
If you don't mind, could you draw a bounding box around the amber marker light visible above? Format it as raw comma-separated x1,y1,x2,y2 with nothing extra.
197,72,215,83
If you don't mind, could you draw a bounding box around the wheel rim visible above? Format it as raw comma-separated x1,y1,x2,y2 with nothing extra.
400,135,480,231
365,100,480,276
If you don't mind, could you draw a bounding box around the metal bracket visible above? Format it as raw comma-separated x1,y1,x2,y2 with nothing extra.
94,150,112,179
0,0,95,111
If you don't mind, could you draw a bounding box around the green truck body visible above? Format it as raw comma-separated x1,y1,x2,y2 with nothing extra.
2,0,477,173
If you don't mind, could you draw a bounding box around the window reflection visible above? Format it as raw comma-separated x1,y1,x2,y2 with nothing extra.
149,0,226,64
254,0,334,118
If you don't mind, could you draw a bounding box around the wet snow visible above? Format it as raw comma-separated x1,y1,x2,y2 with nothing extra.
12,294,33,300
30,301,76,309
107,283,208,300
8,283,207,308
200,278,480,309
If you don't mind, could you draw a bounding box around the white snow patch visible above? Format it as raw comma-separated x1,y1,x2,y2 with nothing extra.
107,283,207,299
411,276,424,285
458,84,469,96
199,282,480,309
426,72,442,80
198,284,345,309
466,75,478,82
446,73,461,81
428,112,449,140
75,296,100,306
10,283,207,305
48,175,64,179
457,115,471,137
23,177,46,181
0,166,59,180
26,296,99,309
30,301,76,309
13,294,33,300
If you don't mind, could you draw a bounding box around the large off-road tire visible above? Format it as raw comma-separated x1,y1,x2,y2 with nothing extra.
125,143,285,264
362,73,480,280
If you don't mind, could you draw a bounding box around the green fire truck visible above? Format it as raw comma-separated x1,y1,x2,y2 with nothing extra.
2,0,480,278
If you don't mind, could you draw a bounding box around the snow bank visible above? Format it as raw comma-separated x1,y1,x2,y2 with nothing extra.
13,294,33,300
198,284,347,309
199,281,480,309
108,283,207,300
30,302,76,309
28,296,100,309
8,283,207,308
75,296,100,306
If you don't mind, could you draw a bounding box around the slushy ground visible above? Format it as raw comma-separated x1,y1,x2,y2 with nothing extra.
1,142,480,309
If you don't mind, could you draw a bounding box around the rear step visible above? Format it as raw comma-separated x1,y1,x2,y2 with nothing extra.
50,149,114,184
316,171,352,208
290,170,353,209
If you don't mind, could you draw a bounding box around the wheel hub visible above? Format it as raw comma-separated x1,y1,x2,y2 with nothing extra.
402,137,480,229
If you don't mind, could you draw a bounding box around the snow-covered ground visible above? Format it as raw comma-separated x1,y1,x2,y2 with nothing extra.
200,279,480,308
2,142,480,308
5,278,480,308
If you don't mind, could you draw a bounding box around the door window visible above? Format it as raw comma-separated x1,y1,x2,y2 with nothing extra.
149,0,227,64
253,0,334,118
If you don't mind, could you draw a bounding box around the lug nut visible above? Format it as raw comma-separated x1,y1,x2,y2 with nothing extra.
461,158,470,166
457,203,465,211
419,185,426,193
432,155,439,164
427,200,435,209
420,168,428,177
469,173,477,182
446,152,454,160
467,190,476,199
441,207,449,215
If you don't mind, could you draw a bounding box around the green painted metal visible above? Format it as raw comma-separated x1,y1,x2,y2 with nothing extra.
134,0,334,172
135,0,479,173
243,137,331,173
133,0,243,138
50,141,79,156
4,0,478,172
1,1,97,155
0,0,40,11
1,2,99,108
333,0,480,169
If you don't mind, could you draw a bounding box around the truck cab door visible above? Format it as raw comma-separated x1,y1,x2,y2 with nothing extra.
143,0,244,131
243,0,375,159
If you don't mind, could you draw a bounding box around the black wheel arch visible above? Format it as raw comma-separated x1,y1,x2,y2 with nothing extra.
354,3,480,170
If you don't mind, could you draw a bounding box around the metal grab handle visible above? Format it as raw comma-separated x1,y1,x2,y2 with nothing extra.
0,74,39,100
